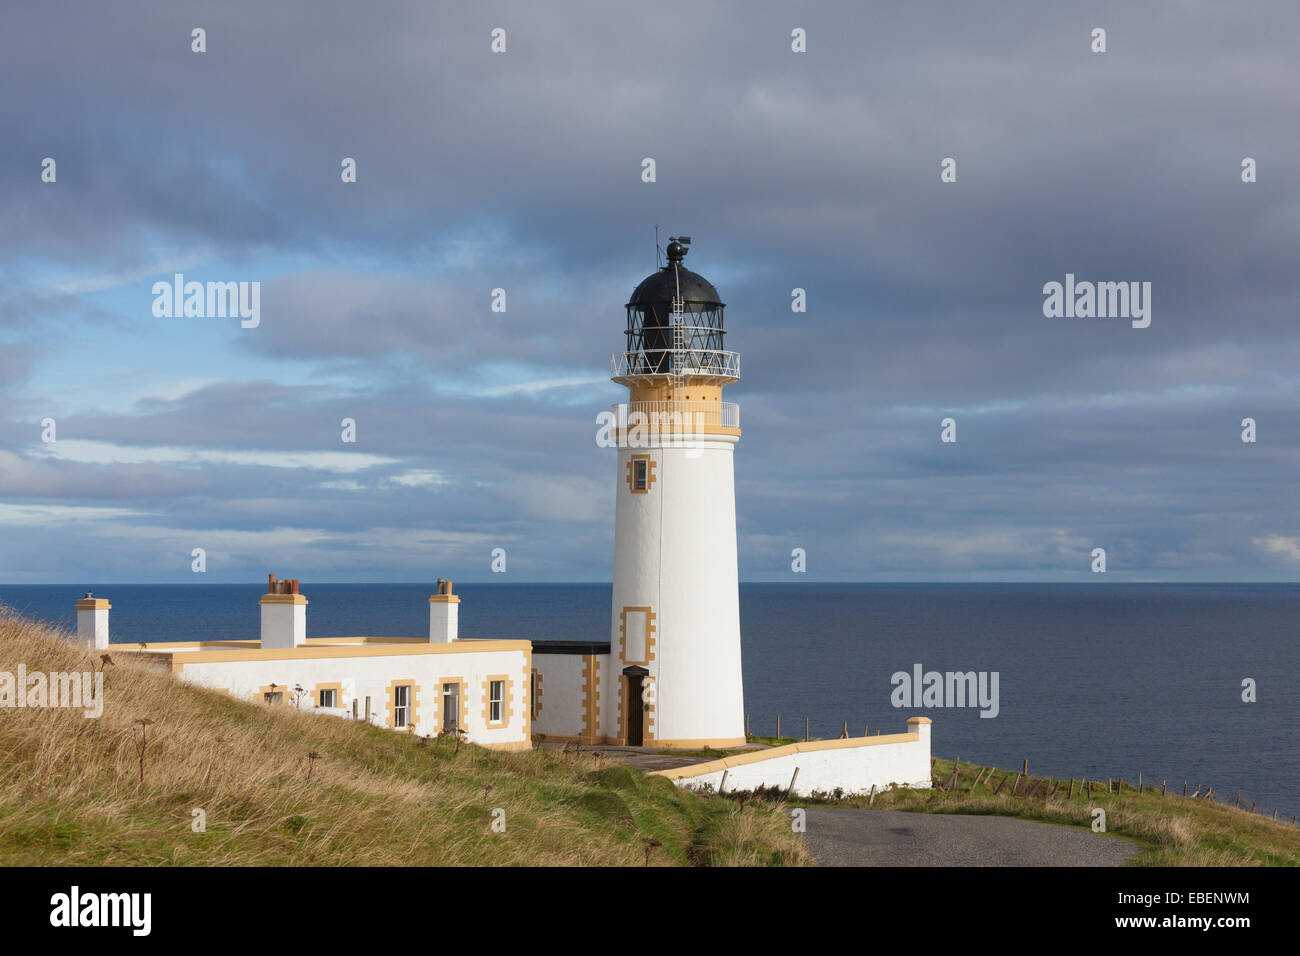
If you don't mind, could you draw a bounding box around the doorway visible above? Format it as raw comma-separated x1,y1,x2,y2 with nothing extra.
622,665,649,746
442,682,460,734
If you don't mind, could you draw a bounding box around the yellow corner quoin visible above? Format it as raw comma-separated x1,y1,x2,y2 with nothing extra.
258,593,308,605
74,598,111,610
648,732,923,781
580,654,602,744
521,649,532,737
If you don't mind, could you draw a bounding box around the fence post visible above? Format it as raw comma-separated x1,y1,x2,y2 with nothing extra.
776,714,781,740
787,767,800,797
805,716,809,742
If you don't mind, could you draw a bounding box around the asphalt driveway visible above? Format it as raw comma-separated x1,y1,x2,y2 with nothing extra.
803,808,1140,866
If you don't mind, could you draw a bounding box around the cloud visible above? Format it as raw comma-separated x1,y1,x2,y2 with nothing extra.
2,1,1299,581
1253,536,1300,562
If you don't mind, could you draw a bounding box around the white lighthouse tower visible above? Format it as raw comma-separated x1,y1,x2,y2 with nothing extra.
608,237,746,749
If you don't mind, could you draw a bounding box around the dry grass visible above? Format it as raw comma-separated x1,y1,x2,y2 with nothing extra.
0,608,809,867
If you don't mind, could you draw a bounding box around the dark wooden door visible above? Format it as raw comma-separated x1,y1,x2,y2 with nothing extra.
626,676,644,746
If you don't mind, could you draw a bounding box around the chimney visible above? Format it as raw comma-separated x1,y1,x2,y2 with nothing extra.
74,592,111,650
260,573,308,648
428,578,459,642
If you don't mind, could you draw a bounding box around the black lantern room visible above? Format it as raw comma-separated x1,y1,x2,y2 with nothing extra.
623,238,729,376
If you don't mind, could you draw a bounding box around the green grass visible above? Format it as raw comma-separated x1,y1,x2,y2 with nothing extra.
744,734,800,747
775,757,1300,866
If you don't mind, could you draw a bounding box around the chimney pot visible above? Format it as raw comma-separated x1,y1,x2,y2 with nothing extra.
260,578,307,647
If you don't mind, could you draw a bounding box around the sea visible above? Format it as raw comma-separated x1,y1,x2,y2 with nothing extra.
3,582,1296,818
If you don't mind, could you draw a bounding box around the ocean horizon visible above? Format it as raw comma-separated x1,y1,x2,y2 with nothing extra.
3,581,1296,819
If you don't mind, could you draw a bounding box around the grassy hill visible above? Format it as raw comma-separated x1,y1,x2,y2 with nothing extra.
0,609,808,866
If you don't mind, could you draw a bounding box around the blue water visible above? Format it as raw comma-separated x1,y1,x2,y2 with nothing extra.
3,582,1296,817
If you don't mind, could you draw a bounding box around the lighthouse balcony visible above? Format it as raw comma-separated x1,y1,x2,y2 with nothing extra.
611,400,740,438
611,349,740,386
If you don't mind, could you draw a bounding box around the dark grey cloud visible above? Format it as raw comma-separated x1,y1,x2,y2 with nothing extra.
1,1,1299,582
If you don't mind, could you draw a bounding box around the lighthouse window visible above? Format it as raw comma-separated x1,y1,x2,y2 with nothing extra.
627,455,655,494
318,688,336,708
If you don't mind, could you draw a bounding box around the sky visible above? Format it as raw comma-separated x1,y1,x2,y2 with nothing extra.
2,0,1299,583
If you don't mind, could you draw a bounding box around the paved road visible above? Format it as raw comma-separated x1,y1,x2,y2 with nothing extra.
803,808,1140,867
534,741,762,773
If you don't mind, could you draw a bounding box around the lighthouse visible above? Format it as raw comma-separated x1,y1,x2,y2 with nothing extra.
608,237,746,748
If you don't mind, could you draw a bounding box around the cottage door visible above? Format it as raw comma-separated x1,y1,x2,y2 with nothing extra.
442,682,460,734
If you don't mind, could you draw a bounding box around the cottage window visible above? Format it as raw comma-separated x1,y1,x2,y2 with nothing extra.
489,680,505,723
394,684,411,728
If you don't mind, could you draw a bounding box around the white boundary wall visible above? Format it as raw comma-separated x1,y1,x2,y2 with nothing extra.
652,718,932,797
